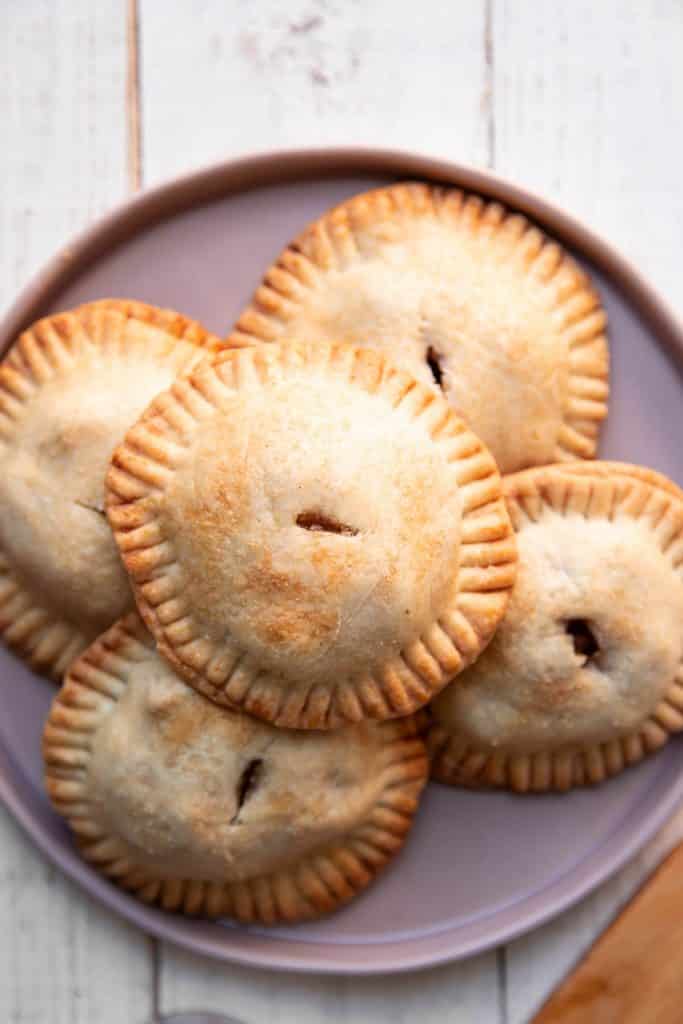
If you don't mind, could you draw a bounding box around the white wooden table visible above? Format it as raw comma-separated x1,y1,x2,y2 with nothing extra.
1,2,682,1021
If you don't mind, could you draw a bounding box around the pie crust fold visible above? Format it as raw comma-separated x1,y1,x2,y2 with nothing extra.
106,340,517,729
428,462,683,791
227,182,609,475
43,613,429,923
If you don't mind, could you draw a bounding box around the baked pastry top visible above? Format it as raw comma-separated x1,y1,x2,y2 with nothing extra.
429,462,683,791
43,614,428,923
107,340,516,729
0,300,219,677
228,183,609,474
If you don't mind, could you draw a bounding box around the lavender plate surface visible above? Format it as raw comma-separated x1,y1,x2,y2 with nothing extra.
1,149,682,974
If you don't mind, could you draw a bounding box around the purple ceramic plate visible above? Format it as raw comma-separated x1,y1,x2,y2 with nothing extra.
1,149,682,975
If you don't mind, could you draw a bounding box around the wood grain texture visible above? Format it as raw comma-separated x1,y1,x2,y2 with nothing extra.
137,0,490,186
0,812,153,1024
0,3,153,1022
492,0,683,317
0,0,129,313
532,841,683,1024
159,947,502,1024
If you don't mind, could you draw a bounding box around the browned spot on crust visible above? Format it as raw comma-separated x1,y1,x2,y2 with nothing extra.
528,676,578,712
242,551,306,598
258,605,340,648
148,696,207,748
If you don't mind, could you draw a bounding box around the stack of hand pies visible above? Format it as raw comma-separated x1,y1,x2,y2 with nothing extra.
2,183,682,926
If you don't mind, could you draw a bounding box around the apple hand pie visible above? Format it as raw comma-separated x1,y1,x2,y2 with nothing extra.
44,614,429,923
429,463,683,791
0,300,220,678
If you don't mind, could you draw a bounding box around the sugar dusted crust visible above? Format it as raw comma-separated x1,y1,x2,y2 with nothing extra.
43,614,429,924
227,182,609,475
107,340,517,729
429,462,683,792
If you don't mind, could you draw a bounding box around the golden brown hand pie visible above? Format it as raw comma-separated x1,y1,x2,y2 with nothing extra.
43,614,429,924
428,462,683,792
228,183,609,475
107,340,516,729
0,300,219,678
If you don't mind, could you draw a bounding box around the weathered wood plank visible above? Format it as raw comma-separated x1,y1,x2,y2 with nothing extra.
138,0,491,186
0,0,130,312
493,0,683,315
0,811,154,1024
159,947,502,1024
0,3,153,1021
2,2,681,1021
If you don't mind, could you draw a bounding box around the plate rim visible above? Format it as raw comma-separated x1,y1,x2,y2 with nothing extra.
1,146,683,975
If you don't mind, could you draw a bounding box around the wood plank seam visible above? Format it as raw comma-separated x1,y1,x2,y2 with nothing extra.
484,0,496,170
126,0,142,192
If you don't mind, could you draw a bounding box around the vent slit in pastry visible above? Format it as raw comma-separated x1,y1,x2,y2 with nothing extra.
428,462,683,792
565,617,599,663
295,510,359,537
232,757,264,824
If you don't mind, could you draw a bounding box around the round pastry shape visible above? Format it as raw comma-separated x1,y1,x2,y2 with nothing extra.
0,300,219,678
107,340,516,729
429,462,683,792
228,182,609,475
43,614,429,924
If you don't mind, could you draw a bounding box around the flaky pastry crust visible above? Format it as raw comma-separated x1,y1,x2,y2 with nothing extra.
43,614,428,924
429,462,683,791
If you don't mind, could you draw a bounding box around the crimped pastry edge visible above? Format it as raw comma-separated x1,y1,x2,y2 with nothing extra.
227,181,609,468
